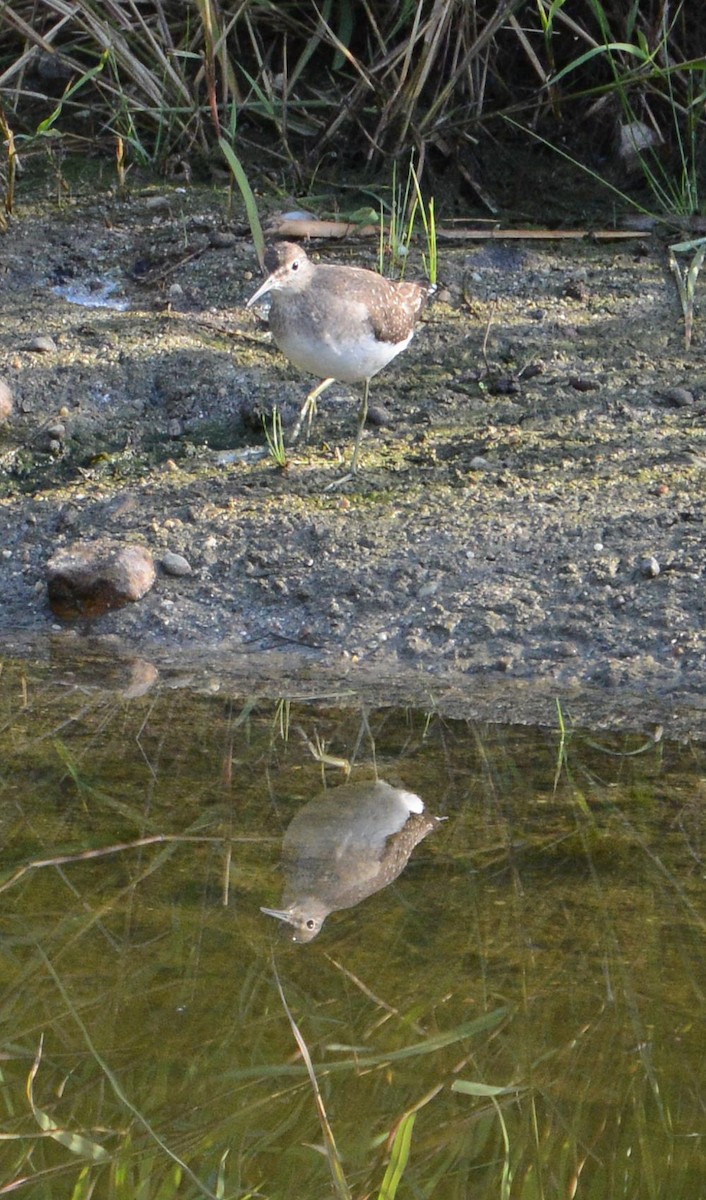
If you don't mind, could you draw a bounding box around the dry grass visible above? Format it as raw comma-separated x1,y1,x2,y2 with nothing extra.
0,2,705,212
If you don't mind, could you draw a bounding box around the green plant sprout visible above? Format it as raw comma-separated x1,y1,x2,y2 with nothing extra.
668,236,706,350
262,406,288,468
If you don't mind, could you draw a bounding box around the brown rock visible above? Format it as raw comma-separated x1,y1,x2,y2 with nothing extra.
47,539,156,618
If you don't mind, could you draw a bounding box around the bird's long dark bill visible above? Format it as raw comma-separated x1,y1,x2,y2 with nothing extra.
246,277,275,307
260,905,294,924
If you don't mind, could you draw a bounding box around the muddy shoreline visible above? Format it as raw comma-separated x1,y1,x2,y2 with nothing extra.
2,190,706,737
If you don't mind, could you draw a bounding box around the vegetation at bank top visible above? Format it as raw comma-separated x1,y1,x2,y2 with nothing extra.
0,0,705,217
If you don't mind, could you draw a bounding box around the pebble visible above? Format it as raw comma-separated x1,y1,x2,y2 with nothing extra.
210,230,238,248
144,195,171,212
640,555,660,578
24,335,58,353
663,387,694,407
0,379,13,422
366,403,392,427
161,551,192,577
563,279,588,302
487,376,520,396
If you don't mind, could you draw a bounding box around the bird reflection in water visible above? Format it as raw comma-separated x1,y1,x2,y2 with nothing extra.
261,778,443,942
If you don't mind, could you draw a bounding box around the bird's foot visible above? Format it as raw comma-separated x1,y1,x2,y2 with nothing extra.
323,471,356,492
290,396,317,444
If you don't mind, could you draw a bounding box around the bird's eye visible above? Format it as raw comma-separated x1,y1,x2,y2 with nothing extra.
306,918,316,929
291,260,300,272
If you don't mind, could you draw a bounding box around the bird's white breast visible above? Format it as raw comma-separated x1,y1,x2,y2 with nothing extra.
272,297,412,384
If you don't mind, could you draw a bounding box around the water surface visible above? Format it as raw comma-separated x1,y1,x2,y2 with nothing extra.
2,656,704,1197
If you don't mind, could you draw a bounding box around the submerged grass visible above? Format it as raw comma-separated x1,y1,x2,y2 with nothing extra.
2,663,706,1197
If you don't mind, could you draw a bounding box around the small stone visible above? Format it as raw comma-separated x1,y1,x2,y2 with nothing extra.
144,195,171,212
57,506,79,531
0,379,13,422
569,376,600,392
639,555,660,578
24,335,58,354
366,403,392,427
563,279,588,302
469,456,494,471
35,51,73,82
210,230,238,248
617,120,662,172
663,386,694,407
487,376,520,396
47,539,156,618
161,551,192,577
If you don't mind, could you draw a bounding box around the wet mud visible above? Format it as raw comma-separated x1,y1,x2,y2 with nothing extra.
2,188,706,736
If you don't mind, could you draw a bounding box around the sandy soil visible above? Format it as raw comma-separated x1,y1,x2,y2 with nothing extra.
2,187,706,736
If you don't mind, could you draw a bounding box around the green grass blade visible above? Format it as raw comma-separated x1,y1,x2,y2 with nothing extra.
339,1008,510,1067
377,1112,416,1200
35,947,220,1200
27,1036,110,1163
274,966,352,1200
550,41,652,86
219,137,265,267
451,1080,521,1097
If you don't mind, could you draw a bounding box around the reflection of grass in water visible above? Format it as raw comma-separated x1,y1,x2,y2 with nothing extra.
2,662,706,1196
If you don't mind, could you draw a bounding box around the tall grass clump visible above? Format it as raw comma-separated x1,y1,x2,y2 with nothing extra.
0,1,704,214
543,0,706,215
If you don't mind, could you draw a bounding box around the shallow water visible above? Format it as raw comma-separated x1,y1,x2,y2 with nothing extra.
2,656,705,1198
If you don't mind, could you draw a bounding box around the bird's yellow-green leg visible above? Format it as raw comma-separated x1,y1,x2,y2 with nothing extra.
290,376,335,443
349,378,370,475
324,379,371,491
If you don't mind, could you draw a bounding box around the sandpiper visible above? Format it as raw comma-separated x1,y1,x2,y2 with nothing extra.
246,241,433,478
261,779,443,942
